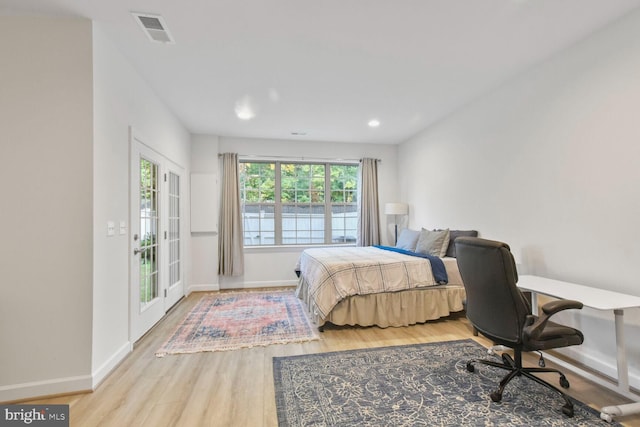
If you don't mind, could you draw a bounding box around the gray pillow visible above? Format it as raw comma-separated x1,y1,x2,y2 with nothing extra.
395,228,421,251
415,228,450,257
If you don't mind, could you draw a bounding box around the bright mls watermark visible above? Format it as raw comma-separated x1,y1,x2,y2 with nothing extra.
0,405,68,426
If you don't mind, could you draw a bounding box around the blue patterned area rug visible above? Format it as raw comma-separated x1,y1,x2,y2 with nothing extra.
273,339,617,426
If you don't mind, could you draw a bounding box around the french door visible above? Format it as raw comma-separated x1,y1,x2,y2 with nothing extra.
165,162,184,308
130,132,184,342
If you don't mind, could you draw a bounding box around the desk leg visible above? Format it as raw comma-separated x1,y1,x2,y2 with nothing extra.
530,292,538,315
600,309,636,423
614,309,629,392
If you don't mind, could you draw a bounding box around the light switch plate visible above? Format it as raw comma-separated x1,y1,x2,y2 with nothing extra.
107,221,115,236
119,220,127,235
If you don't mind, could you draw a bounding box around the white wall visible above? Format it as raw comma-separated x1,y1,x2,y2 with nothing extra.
0,16,94,400
92,24,191,385
0,15,192,401
398,9,640,386
190,135,220,292
190,136,399,289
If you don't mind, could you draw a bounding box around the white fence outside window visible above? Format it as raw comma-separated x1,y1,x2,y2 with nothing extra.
243,212,357,246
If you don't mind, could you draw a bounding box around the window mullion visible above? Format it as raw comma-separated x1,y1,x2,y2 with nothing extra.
324,164,331,244
275,162,282,245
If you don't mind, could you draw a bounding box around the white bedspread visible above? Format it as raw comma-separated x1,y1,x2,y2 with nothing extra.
296,246,441,319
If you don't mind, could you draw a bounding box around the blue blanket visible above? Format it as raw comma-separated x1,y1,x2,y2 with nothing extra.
373,245,448,284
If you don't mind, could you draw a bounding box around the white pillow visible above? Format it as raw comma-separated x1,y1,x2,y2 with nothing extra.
415,228,450,257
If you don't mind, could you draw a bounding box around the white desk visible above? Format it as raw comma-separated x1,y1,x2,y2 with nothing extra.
517,275,640,422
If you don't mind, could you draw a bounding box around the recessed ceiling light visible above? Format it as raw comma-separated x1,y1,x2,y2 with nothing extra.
235,107,254,120
235,96,255,120
368,119,380,128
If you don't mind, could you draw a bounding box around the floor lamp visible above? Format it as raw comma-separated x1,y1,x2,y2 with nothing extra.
385,203,408,245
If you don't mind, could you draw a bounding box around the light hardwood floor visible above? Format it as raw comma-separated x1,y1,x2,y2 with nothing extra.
25,291,640,426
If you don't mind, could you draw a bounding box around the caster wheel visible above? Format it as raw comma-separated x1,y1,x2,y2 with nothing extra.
559,376,570,389
600,412,614,423
490,391,502,402
562,404,574,418
466,362,475,373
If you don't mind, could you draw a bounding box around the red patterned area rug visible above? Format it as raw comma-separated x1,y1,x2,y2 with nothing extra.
156,289,319,356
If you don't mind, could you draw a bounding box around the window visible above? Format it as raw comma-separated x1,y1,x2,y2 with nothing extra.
239,161,358,246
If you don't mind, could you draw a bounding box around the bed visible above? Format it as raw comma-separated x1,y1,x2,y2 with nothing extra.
295,228,476,329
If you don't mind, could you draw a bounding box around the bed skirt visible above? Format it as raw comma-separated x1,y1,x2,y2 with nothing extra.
297,277,466,328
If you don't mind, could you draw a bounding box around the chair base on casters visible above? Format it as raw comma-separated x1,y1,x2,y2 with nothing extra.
466,351,575,418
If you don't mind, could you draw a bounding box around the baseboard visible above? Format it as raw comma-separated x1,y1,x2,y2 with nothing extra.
187,283,220,294
221,279,298,290
0,375,92,403
91,341,132,389
189,280,297,292
555,346,640,391
0,340,134,403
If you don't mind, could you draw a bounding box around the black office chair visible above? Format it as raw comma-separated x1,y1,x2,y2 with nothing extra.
454,236,584,417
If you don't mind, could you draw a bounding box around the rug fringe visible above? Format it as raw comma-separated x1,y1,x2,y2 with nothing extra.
155,335,320,357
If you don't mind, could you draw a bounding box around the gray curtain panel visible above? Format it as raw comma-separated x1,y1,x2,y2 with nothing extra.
218,153,245,276
357,158,380,246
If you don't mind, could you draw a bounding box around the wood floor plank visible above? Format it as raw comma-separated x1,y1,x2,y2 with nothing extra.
21,291,640,426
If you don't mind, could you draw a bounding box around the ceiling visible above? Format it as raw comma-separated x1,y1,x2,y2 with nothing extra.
3,0,640,144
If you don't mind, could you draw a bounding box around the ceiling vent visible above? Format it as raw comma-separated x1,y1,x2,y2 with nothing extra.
132,12,175,44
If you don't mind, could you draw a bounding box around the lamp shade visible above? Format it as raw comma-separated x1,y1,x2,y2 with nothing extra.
385,203,408,215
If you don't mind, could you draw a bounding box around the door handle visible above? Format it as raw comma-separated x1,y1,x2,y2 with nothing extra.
133,247,148,255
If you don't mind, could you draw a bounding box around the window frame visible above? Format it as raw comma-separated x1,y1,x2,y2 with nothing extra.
239,159,359,247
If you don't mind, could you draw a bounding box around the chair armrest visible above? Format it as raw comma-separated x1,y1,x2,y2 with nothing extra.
524,299,583,340
541,299,583,315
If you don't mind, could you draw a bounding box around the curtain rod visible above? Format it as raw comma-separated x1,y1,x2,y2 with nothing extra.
218,153,381,163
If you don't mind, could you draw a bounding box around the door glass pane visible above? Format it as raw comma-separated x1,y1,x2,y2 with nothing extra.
140,157,159,307
168,172,180,287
